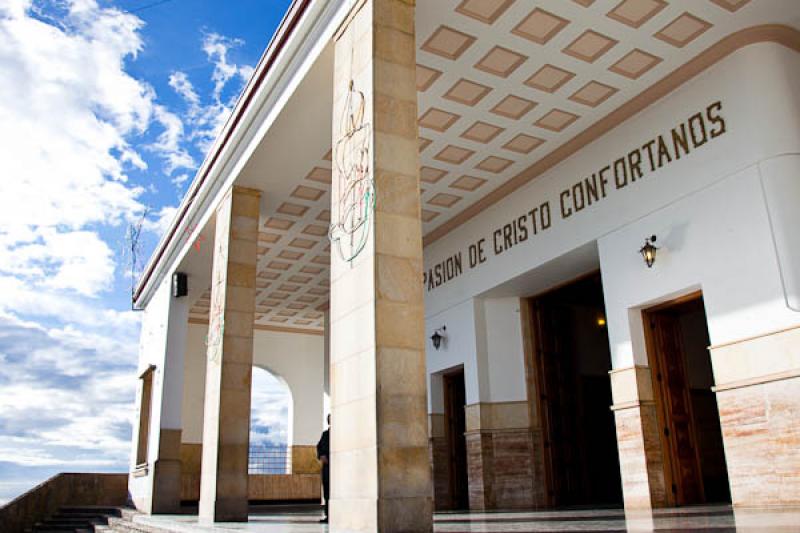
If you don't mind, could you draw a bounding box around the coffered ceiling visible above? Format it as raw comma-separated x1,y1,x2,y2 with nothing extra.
413,0,791,239
186,0,798,334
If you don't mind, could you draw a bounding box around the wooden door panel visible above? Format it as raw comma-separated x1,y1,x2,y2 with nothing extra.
444,371,468,510
650,312,704,505
534,301,581,506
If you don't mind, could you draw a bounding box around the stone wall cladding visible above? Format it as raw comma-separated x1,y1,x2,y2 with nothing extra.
429,436,452,510
466,429,538,510
466,431,493,510
613,404,667,510
717,375,800,507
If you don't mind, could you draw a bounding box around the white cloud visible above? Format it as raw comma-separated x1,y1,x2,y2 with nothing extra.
250,367,291,448
171,173,191,188
168,32,253,156
203,33,250,100
151,104,195,174
0,311,138,472
0,0,155,301
169,71,200,110
0,0,264,503
0,3,150,495
142,205,179,237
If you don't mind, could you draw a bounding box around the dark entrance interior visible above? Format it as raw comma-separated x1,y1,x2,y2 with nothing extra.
644,294,731,505
530,273,623,507
443,369,469,510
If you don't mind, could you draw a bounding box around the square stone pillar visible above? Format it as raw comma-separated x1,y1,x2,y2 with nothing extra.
198,186,260,522
609,366,668,510
330,0,433,531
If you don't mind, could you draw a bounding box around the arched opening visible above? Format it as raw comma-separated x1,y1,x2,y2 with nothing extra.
249,366,293,475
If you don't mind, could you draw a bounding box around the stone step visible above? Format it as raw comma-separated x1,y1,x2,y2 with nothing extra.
59,507,123,517
52,511,112,520
106,516,174,533
43,516,107,525
35,529,107,533
32,506,130,533
33,526,85,532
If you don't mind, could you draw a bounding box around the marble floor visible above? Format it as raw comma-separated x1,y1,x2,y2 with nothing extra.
131,504,800,532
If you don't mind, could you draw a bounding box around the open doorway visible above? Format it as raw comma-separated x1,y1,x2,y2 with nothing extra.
528,273,622,507
443,368,469,510
249,366,293,475
644,293,730,506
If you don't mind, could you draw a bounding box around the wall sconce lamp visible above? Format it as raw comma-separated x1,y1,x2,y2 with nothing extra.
430,326,447,350
639,235,659,268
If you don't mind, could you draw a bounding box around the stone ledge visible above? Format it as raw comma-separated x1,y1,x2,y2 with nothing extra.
713,368,800,392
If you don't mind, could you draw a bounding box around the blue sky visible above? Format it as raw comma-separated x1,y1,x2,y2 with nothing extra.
0,0,292,504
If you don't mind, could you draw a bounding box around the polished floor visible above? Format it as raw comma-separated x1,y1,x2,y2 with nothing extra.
131,504,800,532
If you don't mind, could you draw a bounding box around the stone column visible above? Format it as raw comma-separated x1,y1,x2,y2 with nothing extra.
609,365,668,510
330,0,433,531
198,186,260,522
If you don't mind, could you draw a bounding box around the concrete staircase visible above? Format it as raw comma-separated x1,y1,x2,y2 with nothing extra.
1,473,128,533
27,506,160,533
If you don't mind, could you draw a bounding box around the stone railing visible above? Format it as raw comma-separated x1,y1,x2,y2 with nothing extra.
0,472,128,533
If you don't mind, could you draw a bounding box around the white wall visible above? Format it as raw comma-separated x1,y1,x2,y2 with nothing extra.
425,297,527,412
425,298,480,412
482,298,527,404
599,164,797,368
422,43,800,384
181,324,325,446
182,322,207,444
129,274,188,509
252,329,325,446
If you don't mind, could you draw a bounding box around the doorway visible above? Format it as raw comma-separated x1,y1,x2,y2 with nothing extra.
443,368,469,510
529,273,622,507
644,293,731,505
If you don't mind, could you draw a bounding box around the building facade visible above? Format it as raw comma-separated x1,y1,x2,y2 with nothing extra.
129,1,800,531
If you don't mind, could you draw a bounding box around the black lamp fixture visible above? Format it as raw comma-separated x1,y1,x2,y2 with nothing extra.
430,326,447,350
639,235,659,268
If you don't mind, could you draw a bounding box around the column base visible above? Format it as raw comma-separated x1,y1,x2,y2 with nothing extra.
199,498,249,523
331,496,433,533
151,459,182,514
151,428,183,514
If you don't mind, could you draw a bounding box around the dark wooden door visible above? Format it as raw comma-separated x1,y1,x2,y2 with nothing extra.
648,312,705,505
444,370,468,509
533,301,580,506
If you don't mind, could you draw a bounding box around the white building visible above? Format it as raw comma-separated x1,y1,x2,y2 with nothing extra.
130,1,800,530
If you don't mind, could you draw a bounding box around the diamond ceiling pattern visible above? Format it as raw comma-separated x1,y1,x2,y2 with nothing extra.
413,0,756,238
189,0,772,333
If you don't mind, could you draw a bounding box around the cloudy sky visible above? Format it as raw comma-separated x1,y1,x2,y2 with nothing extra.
0,0,292,504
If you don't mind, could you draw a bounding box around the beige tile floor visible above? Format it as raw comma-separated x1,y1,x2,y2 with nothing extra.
132,504,800,532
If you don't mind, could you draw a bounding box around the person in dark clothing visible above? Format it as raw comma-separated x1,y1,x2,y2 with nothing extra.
317,413,330,523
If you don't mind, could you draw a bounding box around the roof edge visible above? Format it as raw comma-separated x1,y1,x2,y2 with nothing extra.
132,0,315,308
